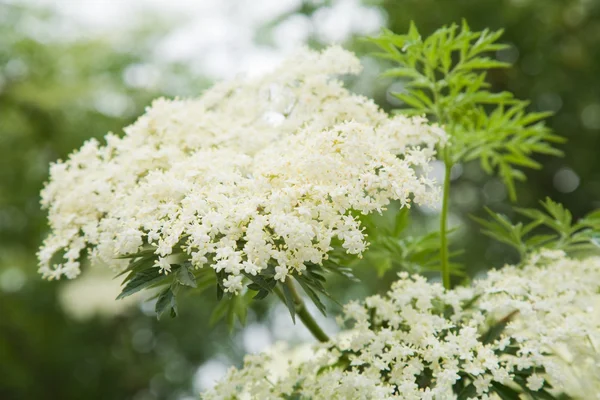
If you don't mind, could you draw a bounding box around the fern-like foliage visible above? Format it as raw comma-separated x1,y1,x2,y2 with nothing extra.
368,21,564,200
473,198,600,261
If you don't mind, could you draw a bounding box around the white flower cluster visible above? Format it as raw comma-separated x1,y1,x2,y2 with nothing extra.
58,267,142,321
39,46,445,288
204,252,600,399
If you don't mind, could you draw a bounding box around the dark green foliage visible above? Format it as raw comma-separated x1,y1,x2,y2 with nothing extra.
280,281,297,322
117,267,170,300
176,264,198,288
155,285,178,319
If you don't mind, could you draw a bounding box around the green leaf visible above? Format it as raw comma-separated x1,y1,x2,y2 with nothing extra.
209,293,252,332
295,277,327,316
480,310,518,344
457,57,509,70
115,253,155,278
380,67,421,79
393,208,410,237
280,282,296,323
592,233,600,249
475,199,599,263
117,267,168,300
243,272,275,292
215,270,225,300
369,252,393,277
193,271,218,294
209,298,230,327
322,260,360,282
176,264,197,288
491,381,523,400
393,92,429,110
234,293,252,327
456,383,477,400
155,286,178,319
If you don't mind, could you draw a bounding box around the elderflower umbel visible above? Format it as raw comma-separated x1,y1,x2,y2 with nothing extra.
39,46,445,289
204,252,600,399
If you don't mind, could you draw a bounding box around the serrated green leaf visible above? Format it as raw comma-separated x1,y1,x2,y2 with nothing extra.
393,92,429,110
476,198,599,262
115,254,156,279
456,383,477,400
155,286,177,320
491,381,523,400
393,208,410,237
295,277,327,316
209,298,230,327
380,67,421,79
280,282,296,323
457,57,509,70
176,265,197,288
322,260,360,282
117,267,168,300
243,272,276,294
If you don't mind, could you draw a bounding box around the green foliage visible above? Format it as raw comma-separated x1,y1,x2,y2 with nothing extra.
279,281,297,323
368,21,564,201
358,208,465,278
473,198,600,261
155,285,178,319
209,291,252,333
116,267,169,300
115,244,355,330
114,249,271,331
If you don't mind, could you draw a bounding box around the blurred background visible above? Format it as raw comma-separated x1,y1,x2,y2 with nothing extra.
1,0,599,399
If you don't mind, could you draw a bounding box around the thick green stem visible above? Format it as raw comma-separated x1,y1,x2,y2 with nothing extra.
275,279,330,343
440,150,452,290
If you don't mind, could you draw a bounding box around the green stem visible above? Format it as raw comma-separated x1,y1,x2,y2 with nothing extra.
440,149,452,290
274,279,330,343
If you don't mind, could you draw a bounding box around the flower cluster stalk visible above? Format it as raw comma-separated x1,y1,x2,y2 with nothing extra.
275,279,330,343
440,149,452,289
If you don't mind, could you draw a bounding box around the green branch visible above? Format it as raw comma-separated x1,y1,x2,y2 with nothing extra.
275,279,330,343
440,150,452,289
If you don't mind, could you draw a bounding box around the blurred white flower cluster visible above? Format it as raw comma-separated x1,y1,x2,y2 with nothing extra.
38,46,445,290
204,251,600,399
58,266,142,321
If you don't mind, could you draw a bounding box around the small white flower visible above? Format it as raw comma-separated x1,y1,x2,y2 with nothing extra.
204,255,600,399
274,265,288,282
526,374,545,391
473,375,492,395
223,275,244,294
154,257,171,274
